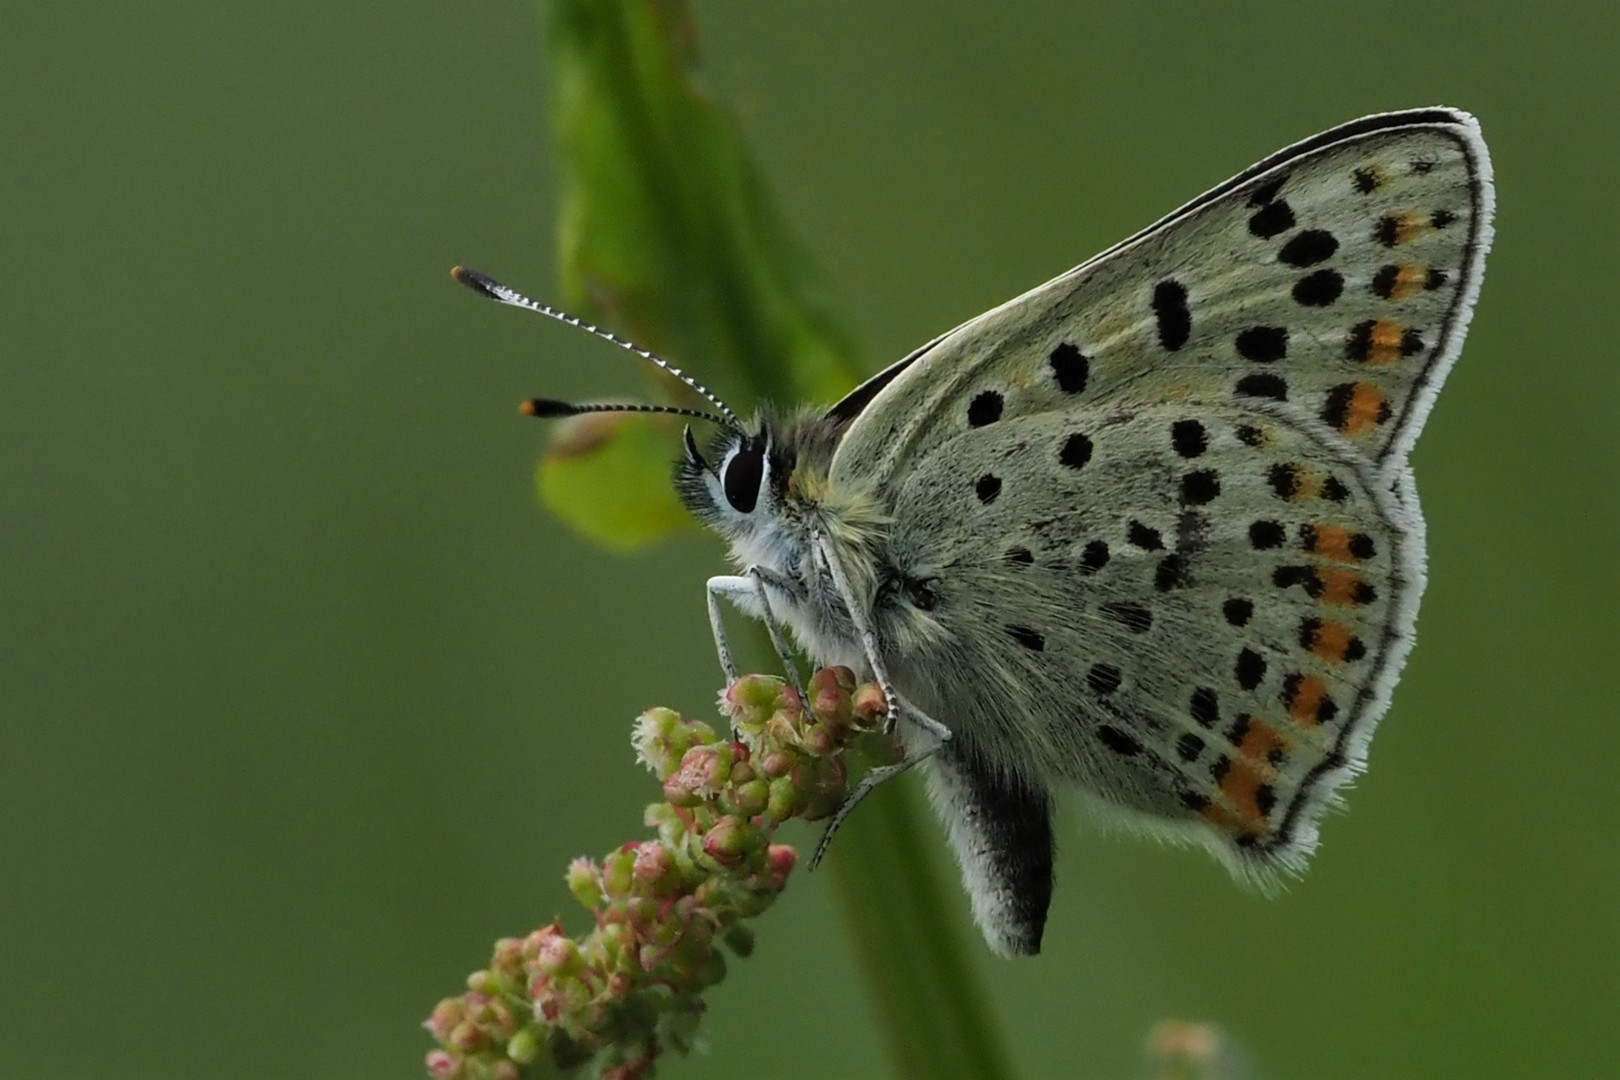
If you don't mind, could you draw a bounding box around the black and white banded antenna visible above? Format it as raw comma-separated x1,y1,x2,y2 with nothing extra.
451,266,743,432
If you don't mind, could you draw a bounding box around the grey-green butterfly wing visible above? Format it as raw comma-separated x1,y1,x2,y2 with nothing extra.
826,109,1492,952
831,108,1492,475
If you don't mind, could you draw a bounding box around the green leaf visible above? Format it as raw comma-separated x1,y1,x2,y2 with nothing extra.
548,0,862,412
536,411,692,551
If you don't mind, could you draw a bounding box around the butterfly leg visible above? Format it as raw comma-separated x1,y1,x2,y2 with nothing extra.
807,730,946,871
705,571,807,701
812,534,953,744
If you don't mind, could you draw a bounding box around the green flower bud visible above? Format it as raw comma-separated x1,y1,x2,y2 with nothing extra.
700,815,756,868
728,778,770,817
505,1026,544,1066
765,776,802,821
566,858,604,911
723,673,785,728
630,707,686,777
601,847,637,898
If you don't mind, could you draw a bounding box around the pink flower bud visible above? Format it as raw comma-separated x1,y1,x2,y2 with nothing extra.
807,667,852,722
803,721,837,756
489,1060,521,1080
759,749,794,779
766,843,797,876
852,683,888,726
447,1021,482,1053
424,1049,460,1079
490,937,525,980
675,745,732,796
535,935,582,976
425,998,465,1042
631,840,675,890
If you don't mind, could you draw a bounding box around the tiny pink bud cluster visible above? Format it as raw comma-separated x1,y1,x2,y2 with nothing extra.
425,668,894,1079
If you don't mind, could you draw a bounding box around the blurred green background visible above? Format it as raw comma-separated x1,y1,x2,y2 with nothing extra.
3,3,1616,1078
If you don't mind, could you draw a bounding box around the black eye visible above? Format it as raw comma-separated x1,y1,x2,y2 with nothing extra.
722,440,765,513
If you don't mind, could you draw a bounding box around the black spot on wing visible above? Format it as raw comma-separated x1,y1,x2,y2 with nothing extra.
1180,470,1220,505
1235,326,1288,362
1152,280,1192,351
1371,265,1400,299
1236,373,1287,401
1248,199,1295,239
1292,269,1344,307
1006,625,1045,651
1154,554,1189,592
1268,463,1300,499
975,474,1002,504
1248,174,1288,206
1189,687,1220,728
1127,521,1164,551
967,390,1003,427
1096,725,1142,756
1222,598,1253,626
1049,343,1089,394
1248,520,1285,549
1078,540,1110,575
1235,648,1267,690
1171,419,1208,458
1278,229,1338,267
1059,433,1093,469
1087,664,1122,696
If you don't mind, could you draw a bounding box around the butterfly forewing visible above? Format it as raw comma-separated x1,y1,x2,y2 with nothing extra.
830,109,1491,484
829,109,1492,876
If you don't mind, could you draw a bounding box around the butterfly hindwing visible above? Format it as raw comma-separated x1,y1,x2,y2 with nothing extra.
882,400,1414,873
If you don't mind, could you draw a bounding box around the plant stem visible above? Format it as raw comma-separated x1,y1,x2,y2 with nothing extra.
828,777,1019,1080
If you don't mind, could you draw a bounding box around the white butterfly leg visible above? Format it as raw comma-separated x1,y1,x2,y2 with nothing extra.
810,534,952,743
705,569,807,701
806,533,956,862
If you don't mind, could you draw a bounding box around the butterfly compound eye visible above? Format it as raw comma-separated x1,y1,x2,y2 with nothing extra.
721,440,765,514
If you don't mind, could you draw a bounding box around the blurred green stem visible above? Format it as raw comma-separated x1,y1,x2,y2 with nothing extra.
830,778,1019,1080
543,2,1018,1077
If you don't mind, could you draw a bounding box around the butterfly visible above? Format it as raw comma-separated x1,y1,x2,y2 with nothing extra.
455,107,1494,957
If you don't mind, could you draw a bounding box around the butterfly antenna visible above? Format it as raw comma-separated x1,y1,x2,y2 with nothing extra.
452,266,744,431
520,398,734,428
